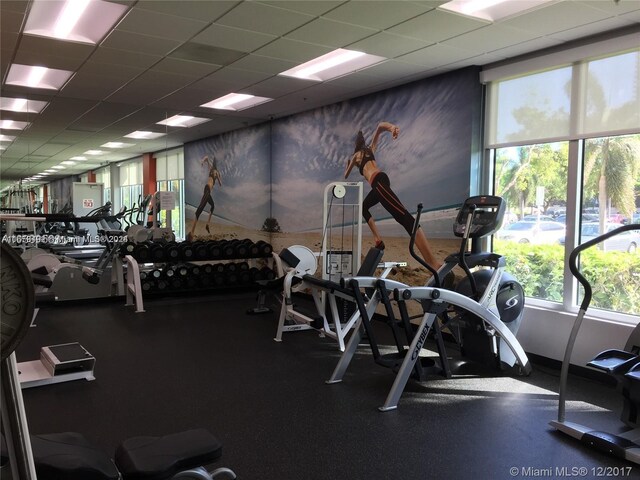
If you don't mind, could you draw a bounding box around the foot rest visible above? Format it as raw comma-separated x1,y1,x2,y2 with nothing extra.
587,349,639,375
12,432,120,480
115,428,222,480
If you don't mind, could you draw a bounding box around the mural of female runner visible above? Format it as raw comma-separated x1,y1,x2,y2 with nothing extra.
188,155,222,240
345,122,441,269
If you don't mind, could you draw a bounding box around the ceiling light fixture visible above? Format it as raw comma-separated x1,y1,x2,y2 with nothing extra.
70,156,87,161
0,120,30,130
124,131,166,140
61,160,76,165
52,165,66,170
6,64,73,90
0,134,16,142
156,115,211,128
84,150,104,155
201,93,273,112
279,48,386,82
45,169,57,173
101,142,134,149
439,0,553,21
24,0,129,44
0,97,48,113
54,0,91,39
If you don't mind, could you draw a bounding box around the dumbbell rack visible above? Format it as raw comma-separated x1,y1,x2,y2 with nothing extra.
124,239,275,313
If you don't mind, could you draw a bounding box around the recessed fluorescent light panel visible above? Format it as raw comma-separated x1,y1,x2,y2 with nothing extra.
0,120,30,130
124,131,166,140
157,115,211,128
0,135,16,142
279,48,386,82
439,0,554,21
70,156,87,161
0,97,48,113
201,93,273,112
101,142,135,149
6,64,73,90
84,150,104,155
52,165,66,170
23,0,129,44
61,161,76,165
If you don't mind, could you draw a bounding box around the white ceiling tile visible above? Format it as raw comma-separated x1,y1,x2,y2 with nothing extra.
151,58,222,78
285,18,378,47
258,1,343,16
229,54,298,75
619,9,640,22
69,103,142,132
59,72,127,101
324,1,433,30
443,24,539,54
90,47,162,69
241,76,314,98
101,30,182,56
135,1,240,21
14,36,94,70
348,32,432,58
446,52,509,70
253,38,332,62
192,67,271,92
116,7,209,41
396,43,475,68
388,9,487,43
576,0,640,16
1,9,23,33
151,88,220,110
31,143,72,156
216,2,315,36
490,36,564,60
106,71,196,105
356,60,432,81
501,1,614,35
192,23,277,52
548,16,637,42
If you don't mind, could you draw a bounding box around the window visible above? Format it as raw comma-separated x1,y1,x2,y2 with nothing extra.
486,46,640,319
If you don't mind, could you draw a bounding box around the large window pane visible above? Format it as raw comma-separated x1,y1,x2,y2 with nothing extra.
578,134,640,315
488,66,572,146
493,142,569,302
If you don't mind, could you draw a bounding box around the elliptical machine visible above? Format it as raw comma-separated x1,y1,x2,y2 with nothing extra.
412,195,528,372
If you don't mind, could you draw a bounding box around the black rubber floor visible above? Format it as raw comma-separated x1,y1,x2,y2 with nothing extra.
16,293,636,479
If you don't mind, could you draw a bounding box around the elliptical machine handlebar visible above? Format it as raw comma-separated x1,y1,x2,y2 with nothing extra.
409,203,441,287
568,223,640,312
458,203,479,299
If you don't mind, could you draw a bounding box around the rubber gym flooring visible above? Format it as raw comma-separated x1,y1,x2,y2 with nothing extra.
17,292,635,479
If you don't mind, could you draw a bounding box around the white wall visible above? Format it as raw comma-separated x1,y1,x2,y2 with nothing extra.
518,305,636,367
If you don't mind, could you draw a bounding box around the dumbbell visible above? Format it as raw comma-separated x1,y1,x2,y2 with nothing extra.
255,240,273,256
206,241,223,260
179,242,195,261
224,262,238,285
250,267,264,282
261,266,276,281
133,242,152,263
222,240,239,258
236,262,251,284
149,242,166,262
193,241,209,260
121,241,136,257
165,242,180,262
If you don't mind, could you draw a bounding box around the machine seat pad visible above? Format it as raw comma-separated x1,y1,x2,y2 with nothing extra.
28,432,120,480
114,428,222,480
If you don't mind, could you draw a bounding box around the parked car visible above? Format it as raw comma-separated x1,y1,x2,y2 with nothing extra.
496,220,566,244
522,214,555,222
580,222,640,253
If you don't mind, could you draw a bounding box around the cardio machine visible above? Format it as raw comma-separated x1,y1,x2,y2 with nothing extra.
327,195,532,411
550,222,640,463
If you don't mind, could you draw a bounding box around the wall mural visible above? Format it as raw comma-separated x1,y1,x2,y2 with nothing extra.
184,124,271,243
184,67,481,271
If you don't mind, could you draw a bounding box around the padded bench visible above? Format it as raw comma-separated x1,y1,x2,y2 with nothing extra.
1,429,233,480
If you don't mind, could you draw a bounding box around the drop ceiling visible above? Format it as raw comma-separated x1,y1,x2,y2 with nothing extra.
1,0,639,189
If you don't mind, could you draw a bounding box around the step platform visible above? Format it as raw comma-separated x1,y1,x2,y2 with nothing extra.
18,342,95,389
587,349,639,375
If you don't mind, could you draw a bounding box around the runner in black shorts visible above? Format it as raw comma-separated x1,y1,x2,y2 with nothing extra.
345,122,440,270
188,155,222,240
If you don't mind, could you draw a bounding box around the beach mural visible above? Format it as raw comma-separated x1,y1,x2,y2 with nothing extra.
184,67,482,266
184,123,271,241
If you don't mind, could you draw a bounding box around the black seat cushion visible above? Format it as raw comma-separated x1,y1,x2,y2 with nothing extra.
114,428,222,480
29,432,119,480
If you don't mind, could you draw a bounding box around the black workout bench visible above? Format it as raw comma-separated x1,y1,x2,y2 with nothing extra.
1,428,236,480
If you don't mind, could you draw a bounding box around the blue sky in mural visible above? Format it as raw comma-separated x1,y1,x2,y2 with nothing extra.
272,70,476,232
184,124,270,230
